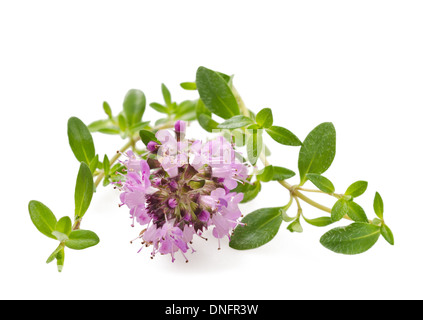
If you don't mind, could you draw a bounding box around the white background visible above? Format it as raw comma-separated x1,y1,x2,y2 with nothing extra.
1,1,422,300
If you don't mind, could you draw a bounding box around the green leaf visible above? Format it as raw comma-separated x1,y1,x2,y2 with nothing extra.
123,89,146,127
345,181,368,198
303,216,334,227
55,217,72,236
150,102,168,114
74,162,94,220
287,219,303,233
217,115,254,129
56,248,65,272
246,129,263,165
46,245,63,264
298,122,336,185
88,119,118,133
331,199,349,222
139,129,159,147
103,101,112,119
306,173,335,194
347,201,368,223
196,99,219,132
373,192,384,219
271,166,296,181
28,201,58,240
320,223,381,255
239,181,262,203
381,224,394,245
196,66,240,119
174,100,197,120
229,207,283,250
89,154,99,174
161,83,172,106
118,113,127,133
103,154,110,177
257,165,274,182
180,82,197,90
231,180,262,203
65,230,100,250
266,126,302,146
67,117,95,164
256,108,273,128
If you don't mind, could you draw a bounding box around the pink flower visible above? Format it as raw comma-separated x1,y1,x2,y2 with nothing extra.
118,125,248,262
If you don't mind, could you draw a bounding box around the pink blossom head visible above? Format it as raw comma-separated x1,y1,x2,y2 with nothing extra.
118,125,248,262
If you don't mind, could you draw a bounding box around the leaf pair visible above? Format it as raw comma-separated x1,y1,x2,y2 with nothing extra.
28,162,98,272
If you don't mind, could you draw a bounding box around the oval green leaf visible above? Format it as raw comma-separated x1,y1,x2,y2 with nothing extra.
373,192,384,219
298,122,336,185
196,66,240,119
331,199,349,222
272,166,296,181
347,201,368,223
65,230,100,250
303,216,334,227
55,216,72,236
28,200,57,240
217,115,254,129
320,223,381,255
67,117,95,164
123,89,146,128
230,207,283,250
266,126,302,146
306,173,335,194
74,162,94,220
256,108,273,128
381,224,394,245
345,181,368,198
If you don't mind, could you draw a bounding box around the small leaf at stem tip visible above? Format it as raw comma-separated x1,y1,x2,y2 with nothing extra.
139,129,159,147
65,230,100,250
346,201,368,223
196,66,240,119
298,122,336,185
229,207,283,250
123,89,146,128
56,248,65,272
89,154,99,174
331,199,349,222
28,200,58,240
46,245,63,264
149,102,168,114
180,82,197,90
303,216,334,227
67,117,96,164
381,224,394,245
217,115,254,129
345,180,368,198
255,108,273,129
103,101,112,119
287,219,303,233
161,83,172,107
320,223,381,255
74,162,94,220
246,129,263,165
306,173,335,194
103,154,110,177
373,192,384,219
55,216,72,236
